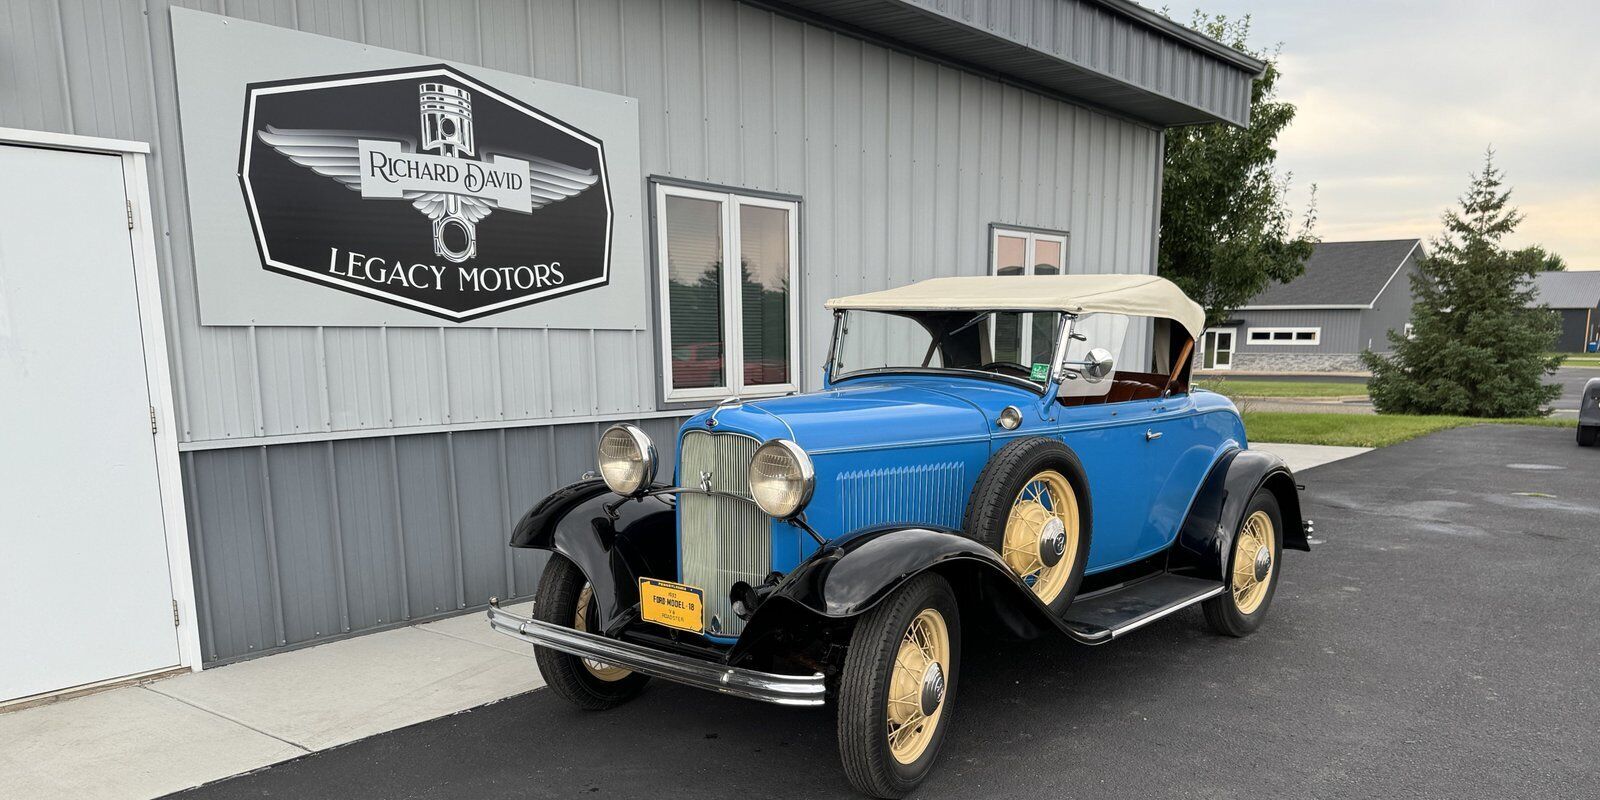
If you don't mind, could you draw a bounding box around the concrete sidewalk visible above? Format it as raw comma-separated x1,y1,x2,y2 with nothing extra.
0,602,541,800
0,443,1366,800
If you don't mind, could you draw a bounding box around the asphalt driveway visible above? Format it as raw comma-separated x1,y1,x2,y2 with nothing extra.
172,425,1598,800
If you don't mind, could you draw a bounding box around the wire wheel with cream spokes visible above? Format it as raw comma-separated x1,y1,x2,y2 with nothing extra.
885,608,951,765
532,554,650,710
1002,470,1081,605
838,573,961,799
574,584,632,682
964,438,1093,614
1203,488,1284,637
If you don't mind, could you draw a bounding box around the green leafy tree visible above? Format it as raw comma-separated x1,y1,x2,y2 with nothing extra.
1362,151,1562,416
1158,13,1317,327
1515,243,1567,271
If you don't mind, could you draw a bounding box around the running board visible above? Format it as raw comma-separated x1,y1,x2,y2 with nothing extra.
1062,574,1225,642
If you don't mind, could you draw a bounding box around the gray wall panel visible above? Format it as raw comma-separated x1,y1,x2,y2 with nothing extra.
1358,253,1420,354
331,438,408,632
184,448,279,661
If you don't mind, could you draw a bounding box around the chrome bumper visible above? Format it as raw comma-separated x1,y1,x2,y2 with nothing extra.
486,599,826,707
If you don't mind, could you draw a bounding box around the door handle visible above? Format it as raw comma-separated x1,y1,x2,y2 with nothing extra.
1145,429,1163,441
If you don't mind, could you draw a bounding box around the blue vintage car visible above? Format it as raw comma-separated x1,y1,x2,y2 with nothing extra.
488,274,1311,797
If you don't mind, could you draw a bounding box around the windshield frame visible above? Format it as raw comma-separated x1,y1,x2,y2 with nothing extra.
825,308,1075,395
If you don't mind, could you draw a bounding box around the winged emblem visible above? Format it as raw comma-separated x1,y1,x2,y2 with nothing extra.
254,84,598,263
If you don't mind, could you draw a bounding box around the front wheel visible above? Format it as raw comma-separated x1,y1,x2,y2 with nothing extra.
1578,425,1596,447
1202,488,1284,637
531,554,650,710
837,573,961,798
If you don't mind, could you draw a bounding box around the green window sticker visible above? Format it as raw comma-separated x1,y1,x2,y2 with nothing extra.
1029,362,1051,381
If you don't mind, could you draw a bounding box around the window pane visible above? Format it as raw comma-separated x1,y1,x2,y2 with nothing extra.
739,205,790,387
993,235,1028,363
665,196,724,391
995,235,1026,275
1034,239,1062,275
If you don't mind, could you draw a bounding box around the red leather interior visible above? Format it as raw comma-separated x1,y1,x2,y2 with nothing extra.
1057,371,1166,407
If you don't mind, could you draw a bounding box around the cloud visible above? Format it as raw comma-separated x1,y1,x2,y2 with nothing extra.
1172,0,1600,266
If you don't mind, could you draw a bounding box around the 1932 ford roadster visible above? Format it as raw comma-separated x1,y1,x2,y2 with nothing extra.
488,274,1311,797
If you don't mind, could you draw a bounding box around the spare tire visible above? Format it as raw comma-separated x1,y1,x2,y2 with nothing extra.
962,438,1092,614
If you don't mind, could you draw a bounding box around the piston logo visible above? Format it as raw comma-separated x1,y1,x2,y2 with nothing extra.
240,65,612,320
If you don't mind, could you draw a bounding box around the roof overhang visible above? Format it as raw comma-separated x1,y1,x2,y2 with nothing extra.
757,0,1265,128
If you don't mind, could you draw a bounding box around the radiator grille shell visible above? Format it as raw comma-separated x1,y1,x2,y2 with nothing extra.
677,430,768,638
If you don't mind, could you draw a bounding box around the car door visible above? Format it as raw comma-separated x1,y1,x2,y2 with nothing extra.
1133,391,1218,557
1056,401,1160,572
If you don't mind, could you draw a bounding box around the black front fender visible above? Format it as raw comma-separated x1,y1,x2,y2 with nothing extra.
1172,448,1308,582
728,525,1100,665
508,479,677,630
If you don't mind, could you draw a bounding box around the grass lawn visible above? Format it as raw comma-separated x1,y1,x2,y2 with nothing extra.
1198,379,1367,399
1557,353,1600,367
1242,411,1577,448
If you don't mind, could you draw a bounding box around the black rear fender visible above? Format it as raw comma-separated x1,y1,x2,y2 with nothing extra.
1172,448,1308,582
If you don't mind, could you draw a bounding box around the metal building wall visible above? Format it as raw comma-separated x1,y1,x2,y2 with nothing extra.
5,0,1167,661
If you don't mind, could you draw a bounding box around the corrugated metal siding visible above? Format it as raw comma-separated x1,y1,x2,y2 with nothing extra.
3,0,1162,446
182,415,688,662
785,0,1257,126
1230,309,1363,355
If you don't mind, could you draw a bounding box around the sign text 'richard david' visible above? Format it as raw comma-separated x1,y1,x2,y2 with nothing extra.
239,65,613,321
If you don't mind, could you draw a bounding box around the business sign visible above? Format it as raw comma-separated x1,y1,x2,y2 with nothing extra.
173,9,645,327
241,66,611,321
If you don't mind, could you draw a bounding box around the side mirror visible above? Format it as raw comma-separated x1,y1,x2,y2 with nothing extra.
1082,348,1115,382
1056,347,1115,387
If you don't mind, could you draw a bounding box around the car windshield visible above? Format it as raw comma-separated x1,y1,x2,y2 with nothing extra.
830,308,1064,388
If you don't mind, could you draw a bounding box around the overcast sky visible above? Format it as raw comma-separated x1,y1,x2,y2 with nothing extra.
1169,0,1600,268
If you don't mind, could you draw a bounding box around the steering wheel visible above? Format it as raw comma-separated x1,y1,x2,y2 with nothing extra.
979,361,1032,378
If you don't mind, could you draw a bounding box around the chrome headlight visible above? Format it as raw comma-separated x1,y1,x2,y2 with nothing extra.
597,424,656,496
748,439,815,519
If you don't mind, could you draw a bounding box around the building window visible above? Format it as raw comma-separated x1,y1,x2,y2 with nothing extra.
654,182,800,403
990,226,1068,367
1246,327,1321,346
1202,329,1235,369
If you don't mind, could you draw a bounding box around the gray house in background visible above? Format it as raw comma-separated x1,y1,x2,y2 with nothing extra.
1199,239,1424,372
1528,271,1600,352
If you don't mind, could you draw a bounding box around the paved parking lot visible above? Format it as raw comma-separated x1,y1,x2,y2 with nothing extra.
173,425,1598,800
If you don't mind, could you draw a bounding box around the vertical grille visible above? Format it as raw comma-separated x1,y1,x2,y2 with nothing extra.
678,431,768,637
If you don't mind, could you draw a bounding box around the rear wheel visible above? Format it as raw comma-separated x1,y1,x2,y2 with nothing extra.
837,573,961,799
1203,489,1283,637
1578,425,1596,447
532,554,649,710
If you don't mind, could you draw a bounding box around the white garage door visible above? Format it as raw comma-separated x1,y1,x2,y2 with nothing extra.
0,142,182,702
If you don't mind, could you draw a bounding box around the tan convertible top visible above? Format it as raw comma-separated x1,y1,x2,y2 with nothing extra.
825,274,1206,341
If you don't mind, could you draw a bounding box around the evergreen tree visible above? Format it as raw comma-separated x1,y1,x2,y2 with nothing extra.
1362,151,1562,417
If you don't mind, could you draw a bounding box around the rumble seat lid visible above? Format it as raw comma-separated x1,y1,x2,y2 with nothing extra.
825,274,1206,340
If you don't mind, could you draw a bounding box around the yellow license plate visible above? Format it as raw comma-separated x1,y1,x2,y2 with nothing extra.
638,578,705,633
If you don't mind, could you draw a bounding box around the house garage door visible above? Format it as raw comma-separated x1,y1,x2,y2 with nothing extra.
0,143,181,702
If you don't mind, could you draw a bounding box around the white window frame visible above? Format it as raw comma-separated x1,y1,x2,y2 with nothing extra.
988,226,1069,364
654,182,801,403
1246,326,1322,346
1201,328,1235,370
